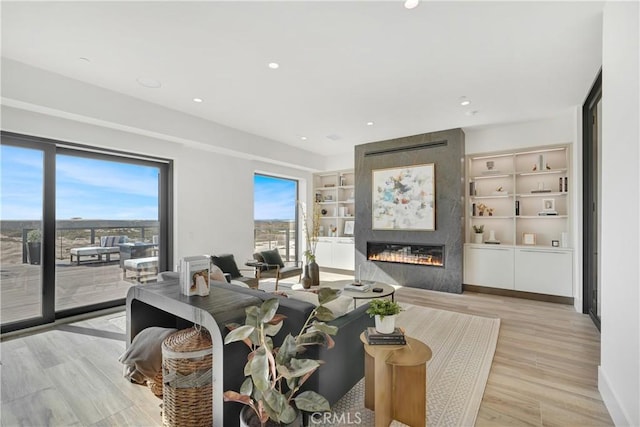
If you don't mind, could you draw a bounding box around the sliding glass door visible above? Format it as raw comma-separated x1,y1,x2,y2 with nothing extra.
55,152,161,312
1,132,172,333
0,144,48,325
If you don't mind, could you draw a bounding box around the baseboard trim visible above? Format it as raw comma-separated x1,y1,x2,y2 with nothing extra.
598,366,633,426
463,284,574,305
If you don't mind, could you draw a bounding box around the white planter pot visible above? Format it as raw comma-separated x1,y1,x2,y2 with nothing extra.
375,314,397,334
474,233,483,244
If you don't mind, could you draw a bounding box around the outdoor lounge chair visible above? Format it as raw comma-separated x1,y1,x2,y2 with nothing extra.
69,235,128,265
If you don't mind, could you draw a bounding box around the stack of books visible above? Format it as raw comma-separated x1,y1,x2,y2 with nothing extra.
344,282,371,292
364,327,406,345
180,255,211,296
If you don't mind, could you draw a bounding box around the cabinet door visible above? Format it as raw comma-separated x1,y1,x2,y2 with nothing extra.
332,239,355,270
515,249,572,297
315,240,333,268
464,245,514,289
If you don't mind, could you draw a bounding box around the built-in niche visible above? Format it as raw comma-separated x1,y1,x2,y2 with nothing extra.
354,128,465,293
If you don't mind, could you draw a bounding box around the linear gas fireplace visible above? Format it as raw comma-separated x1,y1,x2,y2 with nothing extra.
367,242,445,267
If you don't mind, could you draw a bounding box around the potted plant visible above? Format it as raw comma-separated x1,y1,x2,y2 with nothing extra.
26,229,42,265
366,299,403,334
223,288,340,426
473,225,484,244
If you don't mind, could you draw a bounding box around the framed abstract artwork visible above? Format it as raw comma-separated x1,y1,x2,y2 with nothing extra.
372,163,435,230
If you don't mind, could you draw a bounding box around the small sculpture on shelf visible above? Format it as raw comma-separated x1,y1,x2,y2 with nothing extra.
477,203,487,216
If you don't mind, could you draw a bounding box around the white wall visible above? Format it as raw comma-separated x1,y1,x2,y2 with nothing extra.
1,60,317,265
599,2,640,426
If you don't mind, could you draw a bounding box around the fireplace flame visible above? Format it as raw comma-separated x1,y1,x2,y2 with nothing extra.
368,251,443,266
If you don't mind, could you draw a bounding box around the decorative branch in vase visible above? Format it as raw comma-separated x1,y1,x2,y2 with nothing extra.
299,201,320,287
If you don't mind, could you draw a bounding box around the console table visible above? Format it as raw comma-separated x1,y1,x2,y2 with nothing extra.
126,281,262,426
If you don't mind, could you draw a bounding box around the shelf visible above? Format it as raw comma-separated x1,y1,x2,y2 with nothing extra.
338,185,355,189
471,194,511,200
315,187,338,191
517,192,567,198
339,200,355,203
517,168,567,176
516,215,568,219
472,174,512,180
318,201,337,205
471,215,514,219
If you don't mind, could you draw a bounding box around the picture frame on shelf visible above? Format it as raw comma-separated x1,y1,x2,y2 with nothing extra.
344,220,355,235
522,233,537,245
542,198,555,212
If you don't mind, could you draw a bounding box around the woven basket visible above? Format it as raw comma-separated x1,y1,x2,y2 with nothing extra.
162,327,213,427
147,370,164,397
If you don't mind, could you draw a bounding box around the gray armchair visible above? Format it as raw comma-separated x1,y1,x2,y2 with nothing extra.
251,249,302,291
211,254,259,289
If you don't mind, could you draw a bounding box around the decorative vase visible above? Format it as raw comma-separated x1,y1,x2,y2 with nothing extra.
301,265,312,289
308,260,320,287
474,233,483,244
240,405,302,427
375,314,396,334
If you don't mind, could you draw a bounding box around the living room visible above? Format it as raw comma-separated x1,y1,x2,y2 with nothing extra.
1,1,638,426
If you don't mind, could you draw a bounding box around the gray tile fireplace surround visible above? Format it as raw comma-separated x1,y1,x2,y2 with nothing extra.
354,128,465,293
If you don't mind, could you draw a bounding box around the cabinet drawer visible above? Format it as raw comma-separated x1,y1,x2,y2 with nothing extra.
332,241,354,270
514,249,572,297
464,245,514,289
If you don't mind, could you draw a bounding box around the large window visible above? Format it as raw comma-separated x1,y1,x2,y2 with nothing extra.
1,132,172,333
253,174,298,262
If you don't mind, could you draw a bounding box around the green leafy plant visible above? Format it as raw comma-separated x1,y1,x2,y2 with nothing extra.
27,229,42,242
223,288,340,426
473,225,484,233
365,299,403,320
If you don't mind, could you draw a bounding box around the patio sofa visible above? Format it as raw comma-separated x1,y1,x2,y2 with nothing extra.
69,235,128,265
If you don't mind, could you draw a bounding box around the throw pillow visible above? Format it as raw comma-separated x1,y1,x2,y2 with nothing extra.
260,249,284,268
211,254,241,278
119,327,177,383
209,264,226,283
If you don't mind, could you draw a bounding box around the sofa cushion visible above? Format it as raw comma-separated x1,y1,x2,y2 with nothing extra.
259,249,284,269
100,235,127,247
211,254,241,278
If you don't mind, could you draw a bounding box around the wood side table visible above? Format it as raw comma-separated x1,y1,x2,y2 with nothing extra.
360,332,432,427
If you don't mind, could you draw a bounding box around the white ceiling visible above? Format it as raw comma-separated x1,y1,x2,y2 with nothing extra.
1,1,603,156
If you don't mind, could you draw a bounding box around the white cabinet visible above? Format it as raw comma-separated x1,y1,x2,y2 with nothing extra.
515,248,573,297
332,238,355,270
464,244,514,290
315,238,354,271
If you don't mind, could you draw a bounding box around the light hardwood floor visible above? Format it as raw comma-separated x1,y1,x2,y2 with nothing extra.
1,279,612,426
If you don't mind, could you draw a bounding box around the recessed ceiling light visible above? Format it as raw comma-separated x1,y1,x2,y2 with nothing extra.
459,96,471,106
366,121,374,126
301,136,307,141
404,0,420,9
193,98,203,103
136,77,162,89
268,62,280,69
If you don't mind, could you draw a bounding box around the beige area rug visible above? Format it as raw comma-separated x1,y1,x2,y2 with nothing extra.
317,304,500,427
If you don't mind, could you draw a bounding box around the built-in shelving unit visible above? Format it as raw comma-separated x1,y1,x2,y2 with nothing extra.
313,169,355,271
464,145,573,298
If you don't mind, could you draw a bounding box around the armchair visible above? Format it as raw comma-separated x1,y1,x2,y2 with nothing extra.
251,248,302,291
211,254,259,289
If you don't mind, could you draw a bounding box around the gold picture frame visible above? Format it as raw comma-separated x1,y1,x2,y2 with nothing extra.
522,232,537,245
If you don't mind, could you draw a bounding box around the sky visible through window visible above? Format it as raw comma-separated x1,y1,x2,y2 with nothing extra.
254,174,296,220
1,145,159,220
